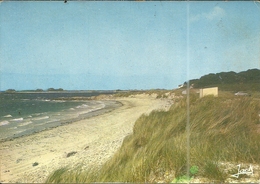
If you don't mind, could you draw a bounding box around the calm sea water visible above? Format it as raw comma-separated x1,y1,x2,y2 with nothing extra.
0,92,119,141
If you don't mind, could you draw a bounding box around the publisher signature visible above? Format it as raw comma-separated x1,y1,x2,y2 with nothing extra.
231,164,253,178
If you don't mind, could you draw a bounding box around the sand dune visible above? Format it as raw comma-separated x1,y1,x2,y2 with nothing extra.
0,96,172,183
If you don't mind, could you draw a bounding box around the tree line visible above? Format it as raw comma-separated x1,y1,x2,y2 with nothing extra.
182,68,260,88
4,88,64,93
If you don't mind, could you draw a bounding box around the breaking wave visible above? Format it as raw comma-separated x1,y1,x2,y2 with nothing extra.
32,116,49,121
18,121,33,126
0,121,10,126
3,114,12,118
76,104,89,109
10,118,24,122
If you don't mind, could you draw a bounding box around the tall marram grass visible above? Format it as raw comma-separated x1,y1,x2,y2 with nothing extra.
46,94,260,183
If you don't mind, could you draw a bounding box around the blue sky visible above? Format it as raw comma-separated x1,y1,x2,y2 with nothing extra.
1,1,259,90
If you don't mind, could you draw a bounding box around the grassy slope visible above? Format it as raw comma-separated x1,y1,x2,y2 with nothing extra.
46,91,260,183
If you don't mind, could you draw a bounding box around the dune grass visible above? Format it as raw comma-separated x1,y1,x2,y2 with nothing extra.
46,93,260,183
113,89,174,98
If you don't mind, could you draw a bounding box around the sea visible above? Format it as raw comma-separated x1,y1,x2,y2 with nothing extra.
0,91,120,142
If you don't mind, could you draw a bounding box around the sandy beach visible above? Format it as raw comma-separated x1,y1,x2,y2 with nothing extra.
0,96,172,183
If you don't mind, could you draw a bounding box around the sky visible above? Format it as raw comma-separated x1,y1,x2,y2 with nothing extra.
0,1,260,91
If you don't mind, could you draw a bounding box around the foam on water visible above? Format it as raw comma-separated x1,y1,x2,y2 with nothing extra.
0,121,10,126
77,110,94,115
76,104,89,109
3,115,12,118
15,130,25,134
10,118,23,122
76,103,106,116
52,100,66,103
32,116,49,121
97,103,106,109
46,119,60,123
18,121,33,127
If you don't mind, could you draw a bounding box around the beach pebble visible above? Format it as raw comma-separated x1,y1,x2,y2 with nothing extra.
16,159,22,163
32,162,39,167
84,146,89,150
66,151,77,158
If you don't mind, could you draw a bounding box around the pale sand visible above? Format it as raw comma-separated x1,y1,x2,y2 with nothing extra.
0,96,173,183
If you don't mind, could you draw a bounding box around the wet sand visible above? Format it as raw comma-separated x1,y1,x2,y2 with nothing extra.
0,96,172,183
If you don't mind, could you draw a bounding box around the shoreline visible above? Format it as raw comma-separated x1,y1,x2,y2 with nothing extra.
0,96,173,183
0,100,122,143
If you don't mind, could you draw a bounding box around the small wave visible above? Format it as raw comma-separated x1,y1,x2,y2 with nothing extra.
4,114,12,118
28,115,32,118
78,110,93,115
46,119,60,123
76,104,89,109
97,103,106,109
18,121,33,126
0,121,10,126
77,104,106,115
32,116,49,121
15,130,25,134
10,118,24,122
70,108,75,110
90,104,106,111
53,100,65,103
9,126,17,129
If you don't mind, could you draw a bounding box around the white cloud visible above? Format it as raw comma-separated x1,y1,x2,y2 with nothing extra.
206,6,225,20
191,6,225,22
190,14,201,22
